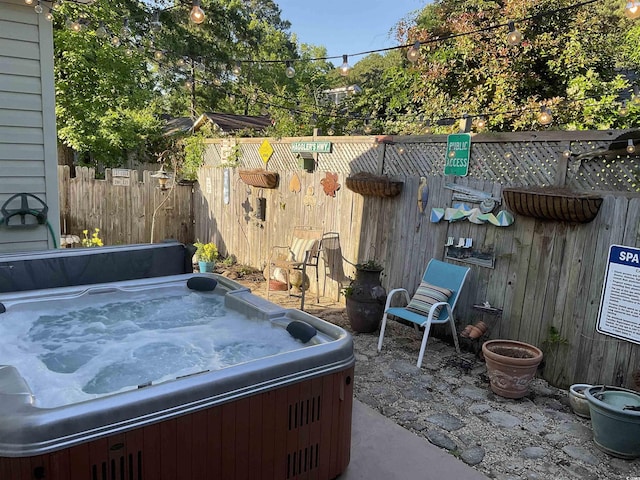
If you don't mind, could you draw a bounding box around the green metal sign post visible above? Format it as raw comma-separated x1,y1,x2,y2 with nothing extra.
444,133,471,176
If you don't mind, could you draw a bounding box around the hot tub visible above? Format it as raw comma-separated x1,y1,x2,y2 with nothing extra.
0,270,354,480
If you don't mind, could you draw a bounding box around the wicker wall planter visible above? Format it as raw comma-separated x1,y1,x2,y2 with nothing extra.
238,169,279,189
345,172,403,198
502,187,603,223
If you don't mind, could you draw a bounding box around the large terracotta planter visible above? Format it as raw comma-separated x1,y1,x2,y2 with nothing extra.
345,268,386,333
482,339,543,399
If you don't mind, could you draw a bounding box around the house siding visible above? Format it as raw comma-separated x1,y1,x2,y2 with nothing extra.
0,0,59,252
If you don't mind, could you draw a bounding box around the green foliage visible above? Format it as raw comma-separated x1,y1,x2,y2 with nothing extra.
544,326,569,347
181,132,207,181
356,260,384,271
194,241,219,262
343,0,639,132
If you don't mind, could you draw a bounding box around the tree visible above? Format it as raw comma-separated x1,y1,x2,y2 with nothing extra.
338,0,640,133
54,0,162,167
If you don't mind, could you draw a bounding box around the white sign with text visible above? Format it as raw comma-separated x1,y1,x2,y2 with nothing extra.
597,244,640,345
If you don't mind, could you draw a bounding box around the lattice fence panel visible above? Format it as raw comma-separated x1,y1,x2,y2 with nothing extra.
567,139,639,192
204,134,640,193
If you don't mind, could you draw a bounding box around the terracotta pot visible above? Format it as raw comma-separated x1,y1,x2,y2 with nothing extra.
468,321,488,339
482,339,543,399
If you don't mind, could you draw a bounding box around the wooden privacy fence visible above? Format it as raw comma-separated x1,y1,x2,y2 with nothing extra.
58,166,194,246
194,130,640,390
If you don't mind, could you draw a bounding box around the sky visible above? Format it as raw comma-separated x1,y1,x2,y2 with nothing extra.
276,0,427,65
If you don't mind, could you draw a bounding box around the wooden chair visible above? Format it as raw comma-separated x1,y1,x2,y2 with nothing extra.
377,259,470,368
266,226,324,310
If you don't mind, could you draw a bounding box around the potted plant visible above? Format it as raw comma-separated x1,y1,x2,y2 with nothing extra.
344,260,387,333
194,241,218,273
482,339,543,399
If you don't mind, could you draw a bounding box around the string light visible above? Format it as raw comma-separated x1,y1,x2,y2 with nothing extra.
150,11,162,33
232,62,241,76
339,55,351,76
189,0,205,24
285,60,295,79
619,99,629,116
627,139,636,153
24,0,34,5
625,0,640,18
110,35,121,47
52,1,62,11
153,50,165,61
537,106,553,125
506,21,523,45
120,18,131,38
45,7,53,21
95,22,108,39
406,41,420,62
475,116,487,129
34,0,43,14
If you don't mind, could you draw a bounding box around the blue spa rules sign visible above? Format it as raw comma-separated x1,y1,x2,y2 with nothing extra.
596,245,640,344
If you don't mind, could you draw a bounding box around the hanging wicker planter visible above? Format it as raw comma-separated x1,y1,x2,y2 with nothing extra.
345,172,404,198
502,186,603,223
238,169,279,189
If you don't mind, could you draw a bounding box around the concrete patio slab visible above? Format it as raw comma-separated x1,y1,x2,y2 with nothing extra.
339,400,488,480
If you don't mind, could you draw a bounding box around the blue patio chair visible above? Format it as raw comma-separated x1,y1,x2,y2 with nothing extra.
377,259,471,368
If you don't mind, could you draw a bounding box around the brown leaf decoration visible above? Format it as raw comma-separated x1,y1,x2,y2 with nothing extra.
289,172,301,193
320,172,340,197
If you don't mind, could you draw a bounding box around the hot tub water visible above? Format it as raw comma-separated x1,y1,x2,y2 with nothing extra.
0,289,306,408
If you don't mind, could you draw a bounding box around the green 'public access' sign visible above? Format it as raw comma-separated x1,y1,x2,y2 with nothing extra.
444,133,471,176
291,141,332,153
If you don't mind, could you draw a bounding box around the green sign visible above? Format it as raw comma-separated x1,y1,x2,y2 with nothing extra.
291,141,332,153
444,133,471,176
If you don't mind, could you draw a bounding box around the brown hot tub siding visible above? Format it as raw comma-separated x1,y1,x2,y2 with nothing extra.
0,367,354,480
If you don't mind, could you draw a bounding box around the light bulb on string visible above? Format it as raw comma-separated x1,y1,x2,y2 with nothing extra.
423,119,432,134
189,0,206,24
627,139,636,154
285,60,295,79
110,35,121,47
24,0,34,5
619,100,629,117
506,21,522,46
120,18,131,38
625,1,640,19
339,55,351,76
45,7,53,21
213,77,222,87
185,79,193,89
154,50,165,61
52,1,62,11
231,62,241,76
70,19,82,32
124,46,134,57
327,127,335,136
563,150,572,158
407,41,421,63
150,11,162,33
538,106,553,126
176,57,186,68
96,22,108,39
476,116,487,130
34,0,43,14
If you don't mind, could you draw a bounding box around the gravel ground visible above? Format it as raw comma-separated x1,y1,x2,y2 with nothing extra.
227,270,640,480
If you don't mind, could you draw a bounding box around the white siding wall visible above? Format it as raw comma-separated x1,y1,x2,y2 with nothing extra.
0,0,59,252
